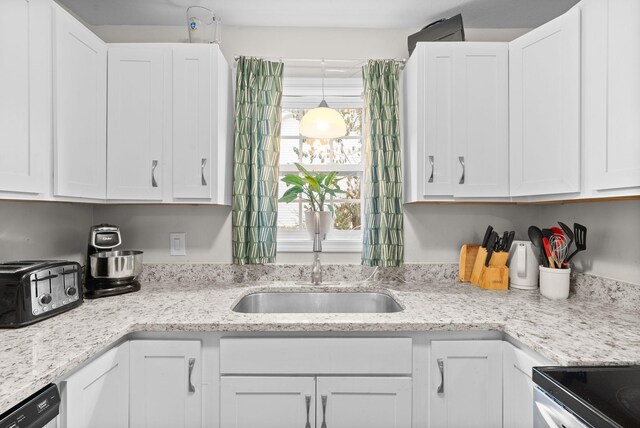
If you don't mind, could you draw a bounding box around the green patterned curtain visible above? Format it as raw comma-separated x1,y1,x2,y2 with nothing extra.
361,60,404,267
232,57,283,264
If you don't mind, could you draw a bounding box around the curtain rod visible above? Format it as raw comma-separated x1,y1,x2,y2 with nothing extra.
233,56,406,65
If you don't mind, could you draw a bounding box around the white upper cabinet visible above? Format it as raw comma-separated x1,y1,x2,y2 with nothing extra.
106,43,232,203
0,0,48,194
453,43,509,197
402,42,509,202
173,45,212,199
172,44,232,203
53,4,107,199
107,47,167,200
583,0,640,192
509,7,581,197
430,340,503,428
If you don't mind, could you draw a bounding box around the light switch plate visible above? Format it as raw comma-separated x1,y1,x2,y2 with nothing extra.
170,233,186,256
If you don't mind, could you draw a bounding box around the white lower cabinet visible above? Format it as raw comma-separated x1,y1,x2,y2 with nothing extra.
503,342,549,428
430,340,503,428
220,376,411,428
220,377,316,428
317,377,412,428
60,342,129,428
129,340,202,428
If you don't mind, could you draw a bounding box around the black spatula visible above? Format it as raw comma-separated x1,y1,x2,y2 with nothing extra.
565,223,587,263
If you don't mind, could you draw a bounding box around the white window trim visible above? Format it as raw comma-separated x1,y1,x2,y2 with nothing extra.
278,77,364,253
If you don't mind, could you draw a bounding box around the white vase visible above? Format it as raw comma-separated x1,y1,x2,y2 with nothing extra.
305,211,332,240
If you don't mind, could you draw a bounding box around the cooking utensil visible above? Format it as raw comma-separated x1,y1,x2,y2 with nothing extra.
504,231,515,252
549,234,569,269
558,221,574,253
565,223,587,263
499,231,509,251
528,226,548,267
481,225,494,248
542,237,555,268
485,232,498,266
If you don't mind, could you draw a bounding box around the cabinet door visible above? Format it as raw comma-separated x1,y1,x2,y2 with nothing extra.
584,0,640,191
423,44,454,196
509,8,581,196
430,340,502,428
172,45,212,199
107,47,165,200
317,377,412,428
53,5,107,199
453,44,509,197
0,0,47,194
130,340,202,428
220,376,315,428
60,342,129,428
503,343,549,428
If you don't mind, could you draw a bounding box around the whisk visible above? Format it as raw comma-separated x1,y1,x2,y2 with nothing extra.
549,234,569,268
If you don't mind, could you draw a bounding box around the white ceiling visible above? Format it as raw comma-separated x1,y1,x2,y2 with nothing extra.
57,0,580,29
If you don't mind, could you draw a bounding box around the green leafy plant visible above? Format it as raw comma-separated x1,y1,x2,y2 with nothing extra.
279,163,344,213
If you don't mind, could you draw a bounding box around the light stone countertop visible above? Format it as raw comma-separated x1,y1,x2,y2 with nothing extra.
1,280,639,415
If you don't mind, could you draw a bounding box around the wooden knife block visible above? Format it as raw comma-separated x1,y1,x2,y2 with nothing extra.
460,244,509,290
458,244,480,282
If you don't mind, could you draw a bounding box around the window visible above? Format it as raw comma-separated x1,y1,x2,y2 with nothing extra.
278,78,364,252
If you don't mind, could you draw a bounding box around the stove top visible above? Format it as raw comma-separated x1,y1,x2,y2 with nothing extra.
534,366,640,428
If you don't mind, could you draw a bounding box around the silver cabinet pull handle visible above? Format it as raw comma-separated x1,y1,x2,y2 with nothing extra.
188,358,195,393
458,156,465,185
428,155,434,183
304,395,311,428
151,160,159,188
320,395,328,428
201,158,208,186
437,358,445,394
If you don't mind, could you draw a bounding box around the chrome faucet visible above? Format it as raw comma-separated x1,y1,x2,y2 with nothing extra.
311,211,322,285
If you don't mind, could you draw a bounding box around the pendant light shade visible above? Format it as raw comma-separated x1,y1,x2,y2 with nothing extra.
299,100,347,139
299,60,348,140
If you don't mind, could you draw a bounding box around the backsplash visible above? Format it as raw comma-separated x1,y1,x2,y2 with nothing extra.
139,262,639,310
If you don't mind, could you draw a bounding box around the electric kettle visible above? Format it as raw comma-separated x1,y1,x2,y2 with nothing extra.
507,241,540,290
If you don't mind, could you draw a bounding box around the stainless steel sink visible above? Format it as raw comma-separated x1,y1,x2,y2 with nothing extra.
232,291,403,314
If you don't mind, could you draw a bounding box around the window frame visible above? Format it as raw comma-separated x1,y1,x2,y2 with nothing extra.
278,77,364,253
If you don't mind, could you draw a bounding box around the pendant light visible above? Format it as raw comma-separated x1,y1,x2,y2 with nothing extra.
299,60,348,140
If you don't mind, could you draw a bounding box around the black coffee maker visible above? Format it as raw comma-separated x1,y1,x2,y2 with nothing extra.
85,224,143,299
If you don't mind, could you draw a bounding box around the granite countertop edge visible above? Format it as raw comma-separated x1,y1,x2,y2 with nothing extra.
1,279,639,415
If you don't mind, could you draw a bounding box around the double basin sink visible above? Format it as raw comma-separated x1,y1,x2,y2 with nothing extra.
232,291,403,314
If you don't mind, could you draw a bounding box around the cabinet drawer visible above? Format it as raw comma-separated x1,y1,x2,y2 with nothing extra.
220,337,412,375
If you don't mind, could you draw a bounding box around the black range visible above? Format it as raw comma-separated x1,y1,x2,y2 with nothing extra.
533,366,640,428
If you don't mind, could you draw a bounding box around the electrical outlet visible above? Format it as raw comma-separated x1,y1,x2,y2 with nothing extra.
170,233,186,256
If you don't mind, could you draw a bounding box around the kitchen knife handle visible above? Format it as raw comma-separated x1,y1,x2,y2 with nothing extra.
151,160,159,188
188,358,196,393
428,156,434,183
437,358,444,393
201,158,208,186
458,156,465,184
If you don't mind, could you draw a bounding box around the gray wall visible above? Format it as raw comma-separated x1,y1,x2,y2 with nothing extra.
538,200,640,285
0,201,93,263
1,200,637,285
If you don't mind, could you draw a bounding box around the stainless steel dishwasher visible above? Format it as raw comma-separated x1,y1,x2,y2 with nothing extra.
0,384,60,428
